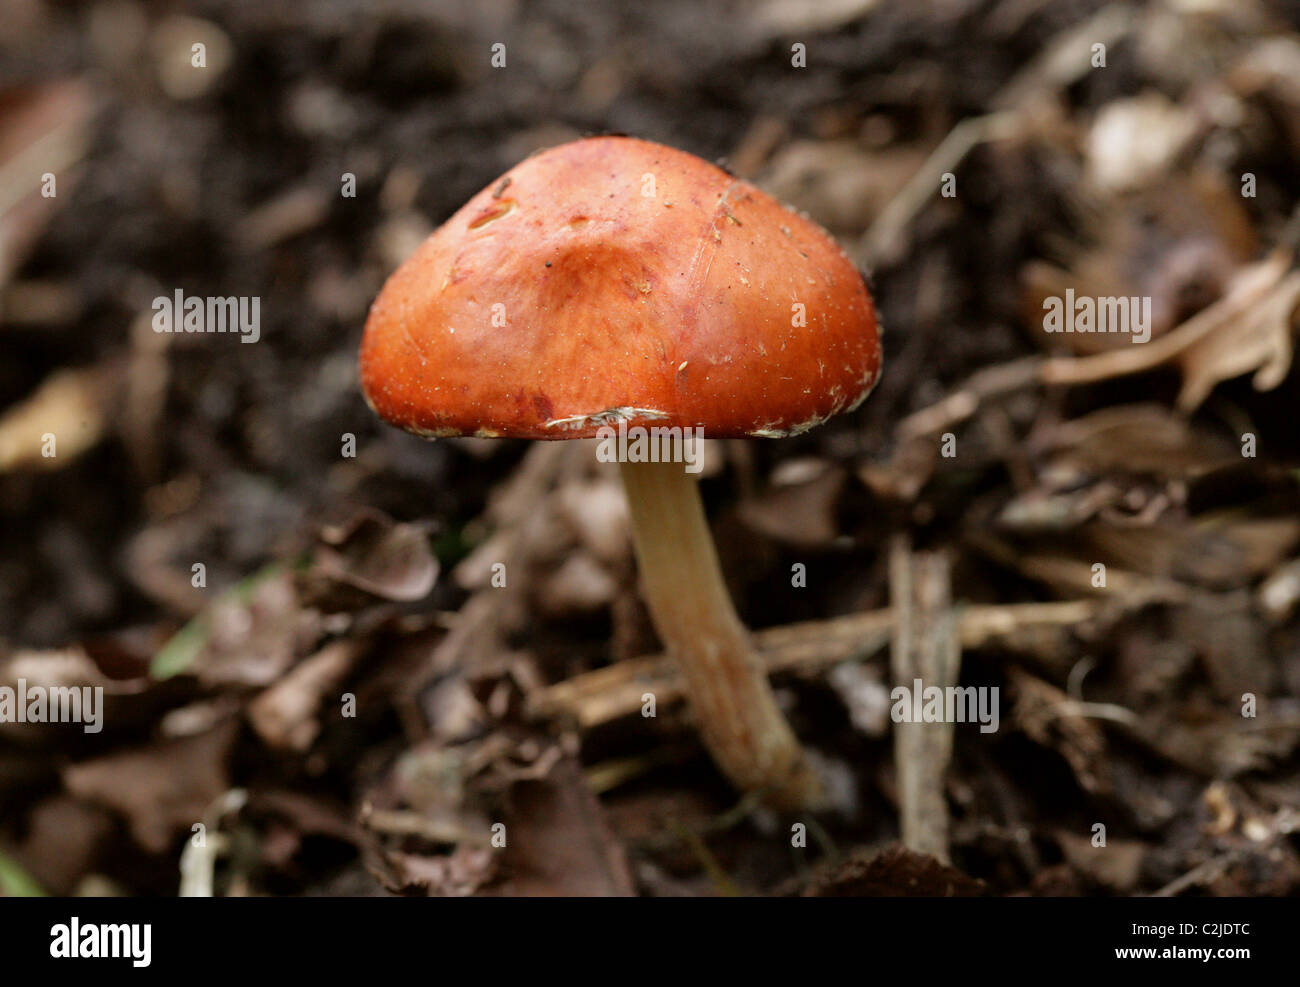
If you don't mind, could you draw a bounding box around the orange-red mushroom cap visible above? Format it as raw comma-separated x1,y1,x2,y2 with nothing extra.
359,137,881,440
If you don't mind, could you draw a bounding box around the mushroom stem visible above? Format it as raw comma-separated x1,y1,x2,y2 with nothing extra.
618,458,822,808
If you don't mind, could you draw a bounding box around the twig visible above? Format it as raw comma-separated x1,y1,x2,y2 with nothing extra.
359,805,493,847
858,112,1023,267
990,4,1136,112
528,599,1096,727
856,4,1136,269
896,356,1044,440
1039,251,1292,387
889,536,959,863
1151,851,1243,898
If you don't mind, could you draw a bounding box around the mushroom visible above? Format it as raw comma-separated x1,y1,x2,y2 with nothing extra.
360,137,881,808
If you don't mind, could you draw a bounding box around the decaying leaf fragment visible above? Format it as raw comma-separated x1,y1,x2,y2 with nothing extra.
1042,250,1300,410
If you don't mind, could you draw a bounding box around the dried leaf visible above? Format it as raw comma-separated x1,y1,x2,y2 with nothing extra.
151,565,307,686
1038,403,1237,479
0,79,92,289
1041,251,1300,411
485,756,634,897
12,797,113,895
1055,830,1147,892
0,367,112,473
739,462,846,548
62,721,239,853
316,509,438,602
1175,264,1300,411
1009,668,1112,796
246,639,363,752
0,643,145,743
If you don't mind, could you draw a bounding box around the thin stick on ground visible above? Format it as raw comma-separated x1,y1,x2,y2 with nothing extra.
527,599,1096,728
890,535,960,864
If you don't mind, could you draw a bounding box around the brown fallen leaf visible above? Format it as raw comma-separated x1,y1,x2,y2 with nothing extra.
1034,403,1238,480
0,643,147,744
485,755,634,897
1009,668,1112,796
153,566,311,687
1055,830,1147,892
315,508,438,602
1041,250,1300,411
738,461,847,548
246,639,364,752
1022,172,1257,356
1080,516,1300,589
1174,258,1300,410
62,720,239,854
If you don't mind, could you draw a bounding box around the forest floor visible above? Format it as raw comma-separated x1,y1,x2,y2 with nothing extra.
2,0,1299,896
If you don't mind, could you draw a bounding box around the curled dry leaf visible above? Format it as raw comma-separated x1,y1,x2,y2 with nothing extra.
484,755,634,897
1022,173,1256,356
315,508,438,601
1173,258,1300,411
0,643,146,743
1009,668,1112,796
1042,250,1300,411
